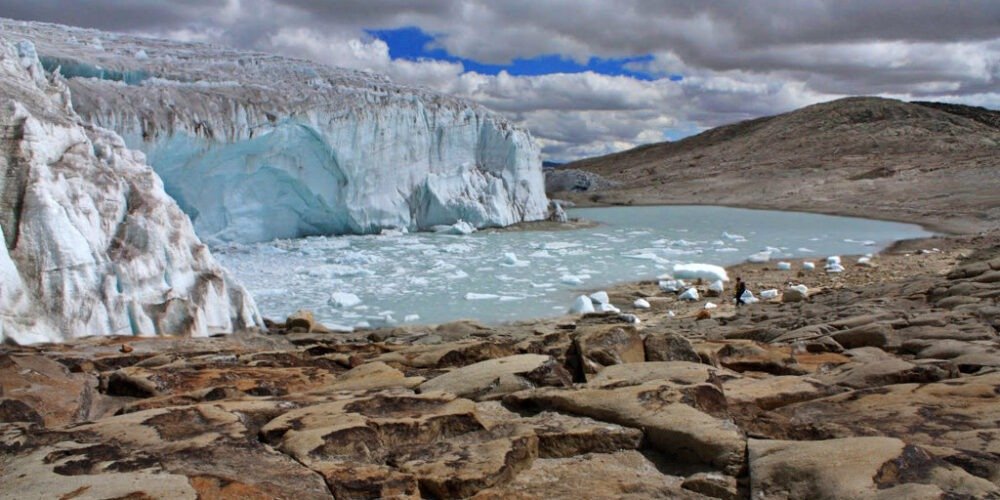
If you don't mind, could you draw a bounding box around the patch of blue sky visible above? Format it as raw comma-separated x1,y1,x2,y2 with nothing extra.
366,26,668,81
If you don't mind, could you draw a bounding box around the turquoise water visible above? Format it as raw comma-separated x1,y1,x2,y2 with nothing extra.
215,205,932,329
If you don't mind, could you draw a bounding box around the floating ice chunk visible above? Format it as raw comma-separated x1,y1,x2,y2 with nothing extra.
501,252,529,267
529,250,553,258
659,279,685,292
673,263,729,282
596,303,620,313
678,288,699,301
704,302,718,309
545,242,581,250
404,314,421,323
760,289,779,300
802,261,816,271
776,261,792,270
328,292,362,308
633,298,651,309
446,269,469,280
570,295,595,314
561,274,586,286
355,320,371,329
465,293,499,300
432,220,477,235
797,247,815,253
589,291,610,305
747,251,771,263
708,280,725,294
499,296,523,302
715,247,739,253
134,49,148,60
723,231,747,242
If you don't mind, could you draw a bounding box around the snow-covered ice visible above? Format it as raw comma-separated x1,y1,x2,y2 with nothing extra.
776,261,792,270
678,288,700,301
328,292,362,308
3,20,548,245
0,38,260,344
673,263,729,282
570,295,595,314
760,289,780,300
633,298,651,309
589,291,610,305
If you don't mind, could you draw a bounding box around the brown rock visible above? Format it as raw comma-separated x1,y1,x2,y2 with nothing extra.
505,381,745,474
587,361,732,389
472,450,701,499
644,332,701,362
572,324,644,381
830,322,891,349
418,354,572,401
682,471,739,500
749,437,998,499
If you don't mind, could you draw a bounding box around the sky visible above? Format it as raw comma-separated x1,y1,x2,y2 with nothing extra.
2,1,998,162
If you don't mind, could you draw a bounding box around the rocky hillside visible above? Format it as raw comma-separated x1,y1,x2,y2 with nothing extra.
561,97,1000,233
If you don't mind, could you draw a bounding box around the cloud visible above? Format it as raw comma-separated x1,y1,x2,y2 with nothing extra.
1,0,996,161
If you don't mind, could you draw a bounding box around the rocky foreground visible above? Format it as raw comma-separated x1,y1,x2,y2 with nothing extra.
2,232,999,499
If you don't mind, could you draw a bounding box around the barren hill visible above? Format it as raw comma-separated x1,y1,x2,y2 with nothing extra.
560,97,1000,233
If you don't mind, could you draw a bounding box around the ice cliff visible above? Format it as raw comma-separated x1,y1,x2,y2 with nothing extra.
1,20,549,244
0,34,261,344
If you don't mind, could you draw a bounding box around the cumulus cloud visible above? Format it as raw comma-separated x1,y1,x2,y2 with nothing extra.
1,0,996,161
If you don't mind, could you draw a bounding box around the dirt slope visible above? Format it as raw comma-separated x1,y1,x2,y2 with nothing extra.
561,97,1000,233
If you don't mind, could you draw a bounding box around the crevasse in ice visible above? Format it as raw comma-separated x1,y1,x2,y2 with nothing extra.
2,20,548,244
0,36,261,344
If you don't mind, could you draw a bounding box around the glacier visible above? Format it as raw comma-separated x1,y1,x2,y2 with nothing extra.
0,35,260,344
1,19,548,244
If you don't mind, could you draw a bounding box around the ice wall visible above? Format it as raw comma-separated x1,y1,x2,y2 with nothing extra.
2,20,548,244
0,36,261,344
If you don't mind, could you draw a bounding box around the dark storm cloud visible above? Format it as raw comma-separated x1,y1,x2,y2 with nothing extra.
1,0,996,160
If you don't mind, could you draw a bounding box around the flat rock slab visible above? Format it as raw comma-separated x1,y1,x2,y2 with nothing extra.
375,339,517,369
505,380,745,474
103,364,339,398
259,390,538,497
722,375,843,411
0,354,100,426
475,401,643,458
750,437,998,499
587,360,734,389
419,354,572,401
471,450,703,499
778,372,1000,481
3,401,333,499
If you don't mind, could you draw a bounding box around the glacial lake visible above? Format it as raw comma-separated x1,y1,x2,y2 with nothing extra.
214,205,933,330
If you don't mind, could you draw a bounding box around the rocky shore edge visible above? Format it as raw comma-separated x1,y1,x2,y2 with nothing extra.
1,230,998,498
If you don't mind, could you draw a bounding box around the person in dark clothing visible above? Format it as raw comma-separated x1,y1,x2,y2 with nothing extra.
735,277,747,307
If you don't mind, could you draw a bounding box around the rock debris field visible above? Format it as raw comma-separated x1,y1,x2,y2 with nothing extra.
1,231,999,499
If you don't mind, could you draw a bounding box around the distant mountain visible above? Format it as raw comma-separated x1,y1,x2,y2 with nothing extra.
561,97,1000,232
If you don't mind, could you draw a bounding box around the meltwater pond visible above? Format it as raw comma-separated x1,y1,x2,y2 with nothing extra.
214,206,932,330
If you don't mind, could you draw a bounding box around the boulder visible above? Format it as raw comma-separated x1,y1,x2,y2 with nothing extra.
682,472,739,500
572,324,645,381
419,354,572,400
830,322,891,349
644,333,701,362
0,354,100,426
